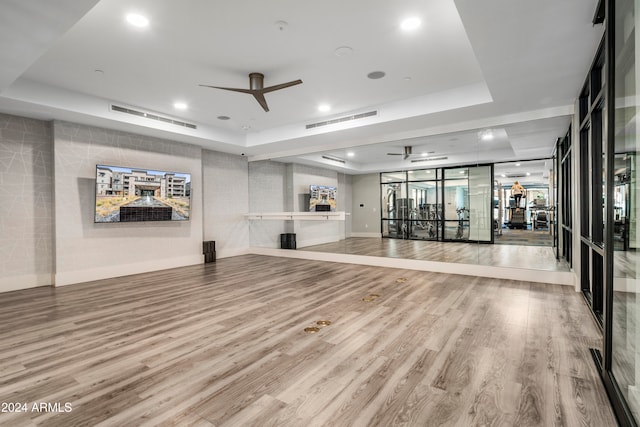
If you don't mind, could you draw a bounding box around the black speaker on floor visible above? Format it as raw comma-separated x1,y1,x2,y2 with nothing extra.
203,240,216,263
280,233,296,249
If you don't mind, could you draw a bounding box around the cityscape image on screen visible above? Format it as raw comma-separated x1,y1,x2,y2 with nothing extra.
95,165,191,222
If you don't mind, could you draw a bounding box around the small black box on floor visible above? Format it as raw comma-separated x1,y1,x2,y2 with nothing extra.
203,240,216,263
280,233,296,249
202,241,216,254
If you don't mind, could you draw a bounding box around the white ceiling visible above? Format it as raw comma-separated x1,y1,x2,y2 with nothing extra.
0,0,603,174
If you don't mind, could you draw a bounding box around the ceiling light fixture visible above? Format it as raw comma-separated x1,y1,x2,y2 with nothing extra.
480,129,494,141
401,17,421,31
516,163,521,166
126,13,149,27
367,71,386,79
173,102,187,110
347,152,355,157
318,104,331,112
334,46,353,57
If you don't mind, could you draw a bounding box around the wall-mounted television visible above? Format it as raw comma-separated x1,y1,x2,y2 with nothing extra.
309,185,337,212
95,165,191,223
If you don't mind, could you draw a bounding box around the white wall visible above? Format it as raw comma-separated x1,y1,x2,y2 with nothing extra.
351,173,381,237
202,150,249,258
0,113,54,292
53,121,204,286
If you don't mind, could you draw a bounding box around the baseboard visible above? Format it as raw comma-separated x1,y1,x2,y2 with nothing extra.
215,247,252,259
0,273,53,293
247,247,574,286
349,232,382,238
54,255,203,286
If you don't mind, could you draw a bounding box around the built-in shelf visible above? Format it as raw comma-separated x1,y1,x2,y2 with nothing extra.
245,212,346,221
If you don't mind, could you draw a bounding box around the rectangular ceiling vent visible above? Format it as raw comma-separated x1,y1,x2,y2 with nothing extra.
410,156,449,163
306,110,377,130
111,104,197,129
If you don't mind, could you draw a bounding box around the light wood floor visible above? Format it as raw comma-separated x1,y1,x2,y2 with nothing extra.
301,238,570,272
0,255,615,426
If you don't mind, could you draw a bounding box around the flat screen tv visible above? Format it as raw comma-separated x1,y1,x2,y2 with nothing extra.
309,185,337,212
95,164,191,223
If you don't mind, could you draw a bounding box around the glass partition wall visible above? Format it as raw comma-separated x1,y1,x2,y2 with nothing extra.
380,165,492,243
606,0,640,424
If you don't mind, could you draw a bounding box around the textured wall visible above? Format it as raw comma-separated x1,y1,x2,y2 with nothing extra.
0,113,54,292
202,150,249,257
53,121,204,286
248,160,288,247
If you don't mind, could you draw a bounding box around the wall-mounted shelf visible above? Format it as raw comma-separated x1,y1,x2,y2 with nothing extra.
245,212,345,221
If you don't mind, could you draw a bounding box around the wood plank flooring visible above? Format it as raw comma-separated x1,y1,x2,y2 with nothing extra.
0,255,615,426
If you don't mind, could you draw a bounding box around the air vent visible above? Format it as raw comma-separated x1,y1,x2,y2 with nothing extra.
306,110,377,130
322,155,346,164
111,104,197,129
410,156,448,163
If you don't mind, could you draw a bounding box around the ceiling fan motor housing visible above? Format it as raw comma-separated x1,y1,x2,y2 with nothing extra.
249,73,265,90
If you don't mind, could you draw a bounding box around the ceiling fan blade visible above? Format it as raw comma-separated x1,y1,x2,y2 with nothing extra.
252,92,270,112
261,79,303,94
199,84,253,94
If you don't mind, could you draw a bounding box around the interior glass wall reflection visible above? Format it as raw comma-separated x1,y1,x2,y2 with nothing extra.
611,0,640,421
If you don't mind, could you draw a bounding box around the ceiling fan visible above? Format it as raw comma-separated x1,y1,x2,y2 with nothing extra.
199,72,302,112
386,146,434,160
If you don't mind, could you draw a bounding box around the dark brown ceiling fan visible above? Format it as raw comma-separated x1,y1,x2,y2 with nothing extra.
387,146,437,160
199,72,302,112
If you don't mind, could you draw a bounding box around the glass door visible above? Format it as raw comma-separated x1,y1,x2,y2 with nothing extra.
443,167,470,241
609,0,640,424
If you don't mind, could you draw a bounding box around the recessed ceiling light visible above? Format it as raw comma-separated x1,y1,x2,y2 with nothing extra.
174,102,187,110
347,152,355,157
126,13,149,27
501,174,506,178
334,46,353,57
367,71,386,79
318,104,331,112
526,172,531,176
217,115,230,120
401,17,421,31
516,163,521,166
459,170,465,174
480,130,494,141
